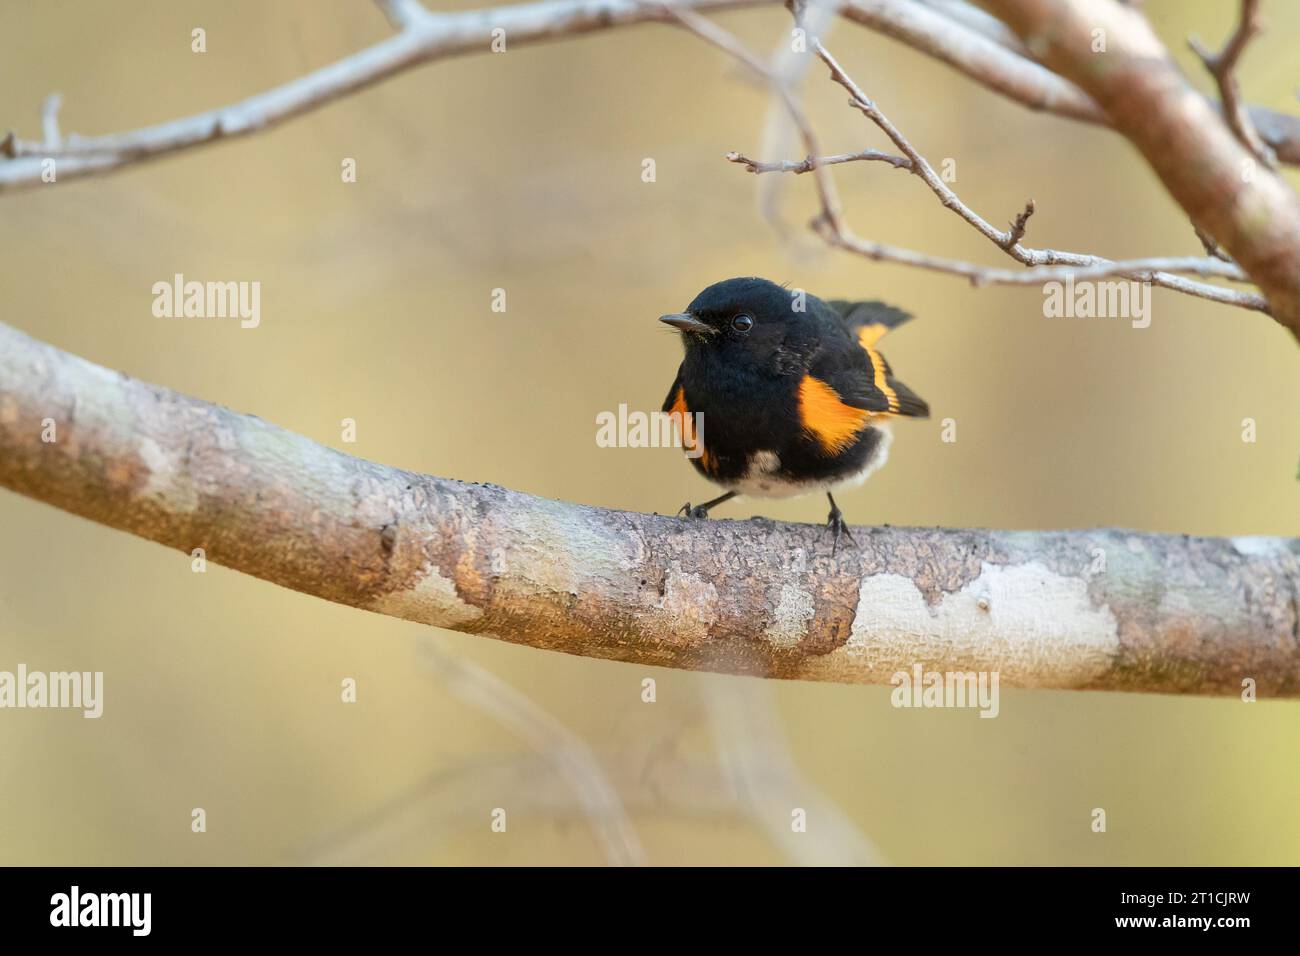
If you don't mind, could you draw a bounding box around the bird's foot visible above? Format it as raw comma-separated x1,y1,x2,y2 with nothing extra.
676,491,737,520
823,503,856,555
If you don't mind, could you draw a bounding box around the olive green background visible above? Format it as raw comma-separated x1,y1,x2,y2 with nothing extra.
1,0,1297,865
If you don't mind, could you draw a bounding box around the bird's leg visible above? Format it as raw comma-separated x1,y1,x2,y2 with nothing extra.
677,490,737,520
823,492,856,555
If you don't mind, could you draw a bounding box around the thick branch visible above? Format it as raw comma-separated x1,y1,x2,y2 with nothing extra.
2,320,1297,698
838,0,1300,165
985,0,1300,337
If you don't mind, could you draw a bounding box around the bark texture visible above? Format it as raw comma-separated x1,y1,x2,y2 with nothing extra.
1,320,1298,697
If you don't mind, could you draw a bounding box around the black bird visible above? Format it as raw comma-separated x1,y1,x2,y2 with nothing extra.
660,276,929,551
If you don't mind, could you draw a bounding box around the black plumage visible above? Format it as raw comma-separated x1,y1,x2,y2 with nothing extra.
659,277,929,548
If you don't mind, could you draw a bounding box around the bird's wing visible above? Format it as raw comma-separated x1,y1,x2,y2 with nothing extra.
809,302,929,419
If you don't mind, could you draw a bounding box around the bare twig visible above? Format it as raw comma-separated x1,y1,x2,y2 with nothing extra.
1003,198,1035,249
302,751,740,865
0,0,768,193
704,679,884,865
420,642,645,866
306,678,883,867
816,41,1030,249
1195,224,1234,263
1188,0,1276,168
816,42,1246,281
743,0,841,234
726,147,911,174
2,321,1298,698
815,225,1266,309
657,1,845,231
696,11,1264,312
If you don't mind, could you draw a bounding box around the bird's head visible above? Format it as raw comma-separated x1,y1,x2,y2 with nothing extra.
659,277,811,363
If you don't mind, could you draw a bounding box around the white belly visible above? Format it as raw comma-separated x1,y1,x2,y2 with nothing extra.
725,425,893,499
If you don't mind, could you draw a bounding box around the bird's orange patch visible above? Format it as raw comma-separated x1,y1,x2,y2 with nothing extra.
669,386,711,471
857,333,901,413
857,324,889,349
798,375,872,454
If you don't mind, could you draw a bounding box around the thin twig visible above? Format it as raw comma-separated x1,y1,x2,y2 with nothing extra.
814,38,1261,306
691,7,1264,312
814,224,1267,308
1004,198,1035,249
1195,224,1234,263
704,679,884,866
301,749,738,865
748,0,841,235
726,148,911,174
421,641,647,866
656,1,845,231
1189,0,1276,168
0,0,768,193
816,40,1033,250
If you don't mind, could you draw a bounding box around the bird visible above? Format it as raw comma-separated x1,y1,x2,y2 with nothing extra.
659,276,929,552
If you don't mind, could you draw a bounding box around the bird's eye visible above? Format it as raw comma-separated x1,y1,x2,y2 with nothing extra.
731,313,754,332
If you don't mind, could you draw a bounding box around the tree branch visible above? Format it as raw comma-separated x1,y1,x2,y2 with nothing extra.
0,0,765,193
838,0,1300,165
2,320,1297,698
3,0,1300,194
984,0,1300,337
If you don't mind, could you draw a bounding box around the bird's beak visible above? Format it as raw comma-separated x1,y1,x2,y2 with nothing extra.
659,313,711,334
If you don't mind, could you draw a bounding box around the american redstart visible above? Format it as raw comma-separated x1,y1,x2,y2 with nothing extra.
660,276,929,551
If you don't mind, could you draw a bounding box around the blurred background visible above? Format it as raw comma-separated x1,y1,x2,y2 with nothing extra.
0,0,1297,865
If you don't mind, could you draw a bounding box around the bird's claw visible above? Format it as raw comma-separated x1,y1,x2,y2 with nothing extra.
677,502,712,519
823,507,856,555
